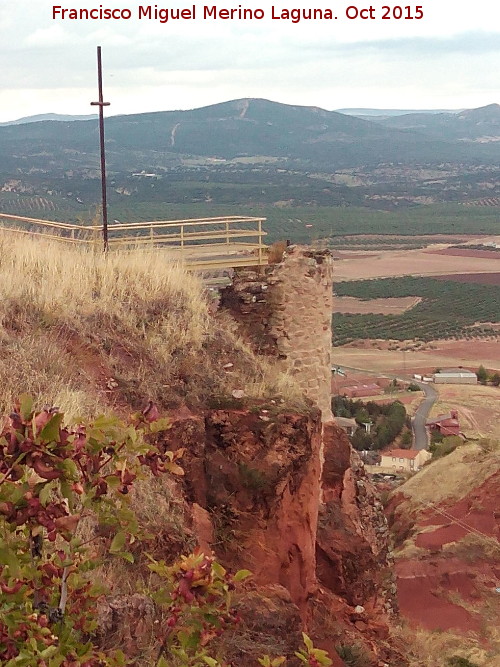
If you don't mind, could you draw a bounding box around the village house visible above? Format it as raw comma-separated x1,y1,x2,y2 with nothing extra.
426,410,461,437
340,383,383,398
379,448,432,472
433,369,477,384
334,416,358,436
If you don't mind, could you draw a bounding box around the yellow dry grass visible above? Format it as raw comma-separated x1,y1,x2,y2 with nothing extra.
429,383,500,440
398,624,500,667
395,441,500,509
0,230,300,418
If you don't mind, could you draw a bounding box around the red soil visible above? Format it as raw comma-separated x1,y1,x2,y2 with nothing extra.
390,471,500,634
434,272,500,284
427,248,500,259
415,524,468,549
331,251,377,259
396,571,482,633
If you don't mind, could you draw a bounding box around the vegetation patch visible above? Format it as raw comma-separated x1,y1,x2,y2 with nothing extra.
443,533,500,563
335,643,371,667
238,463,270,492
333,276,500,344
332,396,409,451
0,231,301,417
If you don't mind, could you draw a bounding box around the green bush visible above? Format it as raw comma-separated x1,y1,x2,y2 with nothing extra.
0,396,336,666
446,656,479,667
431,435,462,459
476,365,488,384
400,430,413,447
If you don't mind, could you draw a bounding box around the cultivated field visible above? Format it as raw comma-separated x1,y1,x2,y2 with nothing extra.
333,245,500,281
434,272,500,285
333,276,500,344
331,338,500,375
428,247,500,259
333,296,421,314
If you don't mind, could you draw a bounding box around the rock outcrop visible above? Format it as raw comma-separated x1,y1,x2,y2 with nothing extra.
160,407,323,620
156,408,406,666
318,423,397,616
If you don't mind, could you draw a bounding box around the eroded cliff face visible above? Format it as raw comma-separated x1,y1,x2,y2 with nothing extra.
155,409,406,666
318,423,397,616
387,445,500,643
97,245,406,665
160,407,322,619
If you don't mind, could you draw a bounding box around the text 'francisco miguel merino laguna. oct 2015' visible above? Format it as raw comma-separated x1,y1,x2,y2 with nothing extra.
52,4,425,23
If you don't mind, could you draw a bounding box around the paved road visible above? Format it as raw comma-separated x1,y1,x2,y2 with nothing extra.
411,381,438,450
333,365,438,450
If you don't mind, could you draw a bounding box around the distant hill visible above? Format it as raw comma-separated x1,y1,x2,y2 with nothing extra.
0,97,477,171
0,113,98,126
373,103,500,142
336,107,461,118
1,98,500,225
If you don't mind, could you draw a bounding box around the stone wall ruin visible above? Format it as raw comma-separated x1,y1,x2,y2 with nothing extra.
220,245,334,421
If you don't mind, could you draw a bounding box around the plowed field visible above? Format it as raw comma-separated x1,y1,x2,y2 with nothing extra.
434,272,500,285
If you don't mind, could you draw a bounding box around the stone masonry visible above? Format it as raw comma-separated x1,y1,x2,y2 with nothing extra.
220,245,334,421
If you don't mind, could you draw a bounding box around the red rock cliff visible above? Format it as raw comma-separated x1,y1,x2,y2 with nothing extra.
158,409,406,666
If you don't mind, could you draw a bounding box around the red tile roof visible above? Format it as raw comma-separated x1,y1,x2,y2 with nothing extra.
383,449,420,460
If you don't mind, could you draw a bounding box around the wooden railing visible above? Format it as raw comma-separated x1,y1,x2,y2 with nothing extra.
0,213,268,270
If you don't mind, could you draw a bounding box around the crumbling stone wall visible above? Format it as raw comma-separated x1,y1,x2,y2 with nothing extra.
220,245,334,421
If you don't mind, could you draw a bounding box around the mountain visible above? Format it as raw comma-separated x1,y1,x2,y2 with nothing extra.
1,98,500,223
0,113,98,126
373,103,500,142
0,97,474,172
337,107,461,118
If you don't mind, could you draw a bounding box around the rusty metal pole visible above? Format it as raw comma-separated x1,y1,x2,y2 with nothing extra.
91,46,110,252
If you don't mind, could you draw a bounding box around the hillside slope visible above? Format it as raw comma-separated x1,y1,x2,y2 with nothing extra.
387,441,500,665
0,230,298,418
376,103,500,142
0,231,412,665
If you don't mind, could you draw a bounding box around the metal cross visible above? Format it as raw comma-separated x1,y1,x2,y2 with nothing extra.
91,46,110,252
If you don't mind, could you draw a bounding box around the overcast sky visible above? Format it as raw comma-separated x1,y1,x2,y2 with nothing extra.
1,0,499,121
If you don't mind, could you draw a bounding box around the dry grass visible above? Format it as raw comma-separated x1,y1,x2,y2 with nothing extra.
429,384,500,440
0,231,301,417
394,442,500,509
443,533,500,563
393,539,427,561
397,624,500,667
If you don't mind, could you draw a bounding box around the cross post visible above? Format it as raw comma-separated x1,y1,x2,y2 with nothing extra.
91,46,110,252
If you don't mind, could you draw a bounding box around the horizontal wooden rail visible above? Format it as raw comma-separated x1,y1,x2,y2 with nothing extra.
0,212,98,231
107,230,263,245
108,215,264,231
0,212,269,270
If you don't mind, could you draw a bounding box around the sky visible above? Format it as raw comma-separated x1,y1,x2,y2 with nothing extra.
1,0,500,121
